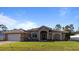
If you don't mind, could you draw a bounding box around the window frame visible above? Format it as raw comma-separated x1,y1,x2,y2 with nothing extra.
31,32,37,39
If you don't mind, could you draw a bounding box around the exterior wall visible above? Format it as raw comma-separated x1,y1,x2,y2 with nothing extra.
62,33,65,40
52,32,63,40
3,31,65,41
21,33,26,41
26,28,65,41
24,31,39,41
31,31,38,40
26,32,31,40
60,33,63,40
2,27,66,41
38,27,49,40
4,34,8,41
49,32,52,40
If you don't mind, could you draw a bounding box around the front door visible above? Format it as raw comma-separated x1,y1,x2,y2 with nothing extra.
40,31,47,40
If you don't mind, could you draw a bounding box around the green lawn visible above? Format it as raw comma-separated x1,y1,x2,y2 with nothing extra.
0,41,79,51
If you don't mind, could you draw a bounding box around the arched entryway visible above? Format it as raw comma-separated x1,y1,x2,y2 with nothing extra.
40,31,47,41
53,34,60,41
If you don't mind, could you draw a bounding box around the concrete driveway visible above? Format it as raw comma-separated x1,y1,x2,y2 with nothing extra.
0,41,15,45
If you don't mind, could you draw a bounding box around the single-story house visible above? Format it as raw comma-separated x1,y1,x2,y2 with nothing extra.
0,26,68,41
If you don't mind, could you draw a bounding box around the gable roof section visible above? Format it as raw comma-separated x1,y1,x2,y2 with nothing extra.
26,26,52,32
26,26,68,33
3,29,26,34
39,26,52,30
3,26,68,34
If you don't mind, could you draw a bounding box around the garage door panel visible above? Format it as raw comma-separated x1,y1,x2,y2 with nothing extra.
8,34,21,41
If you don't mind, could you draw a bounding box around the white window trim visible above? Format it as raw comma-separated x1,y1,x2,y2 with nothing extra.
31,32,37,39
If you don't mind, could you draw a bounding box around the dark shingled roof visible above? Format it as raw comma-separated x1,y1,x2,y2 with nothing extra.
26,26,67,33
3,26,68,33
26,26,52,32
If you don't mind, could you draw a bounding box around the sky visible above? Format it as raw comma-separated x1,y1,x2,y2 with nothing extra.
0,7,79,30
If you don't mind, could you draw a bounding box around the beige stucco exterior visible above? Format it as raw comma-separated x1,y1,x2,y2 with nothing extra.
2,26,67,41
25,26,67,41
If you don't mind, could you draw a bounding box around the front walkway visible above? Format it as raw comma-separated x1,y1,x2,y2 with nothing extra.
0,41,15,45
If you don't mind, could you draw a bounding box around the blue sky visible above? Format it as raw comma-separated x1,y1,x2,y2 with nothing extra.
0,7,79,30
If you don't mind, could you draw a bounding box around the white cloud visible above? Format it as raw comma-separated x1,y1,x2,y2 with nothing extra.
59,7,68,16
0,14,17,29
74,15,79,20
0,13,38,30
15,21,38,29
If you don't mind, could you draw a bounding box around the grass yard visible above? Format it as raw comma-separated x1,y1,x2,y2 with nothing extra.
0,41,79,51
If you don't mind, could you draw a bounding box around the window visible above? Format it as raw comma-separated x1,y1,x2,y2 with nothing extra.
53,34,60,40
49,30,52,32
31,32,37,38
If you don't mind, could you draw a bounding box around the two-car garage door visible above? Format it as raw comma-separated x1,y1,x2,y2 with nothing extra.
8,34,21,41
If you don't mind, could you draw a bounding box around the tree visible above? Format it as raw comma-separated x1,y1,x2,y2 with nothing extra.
63,25,70,31
63,25,70,40
55,24,62,30
63,24,74,40
63,24,74,33
69,24,74,33
0,24,8,31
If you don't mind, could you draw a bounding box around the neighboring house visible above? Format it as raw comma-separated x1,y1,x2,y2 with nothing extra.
0,31,5,41
70,31,79,41
1,26,67,41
